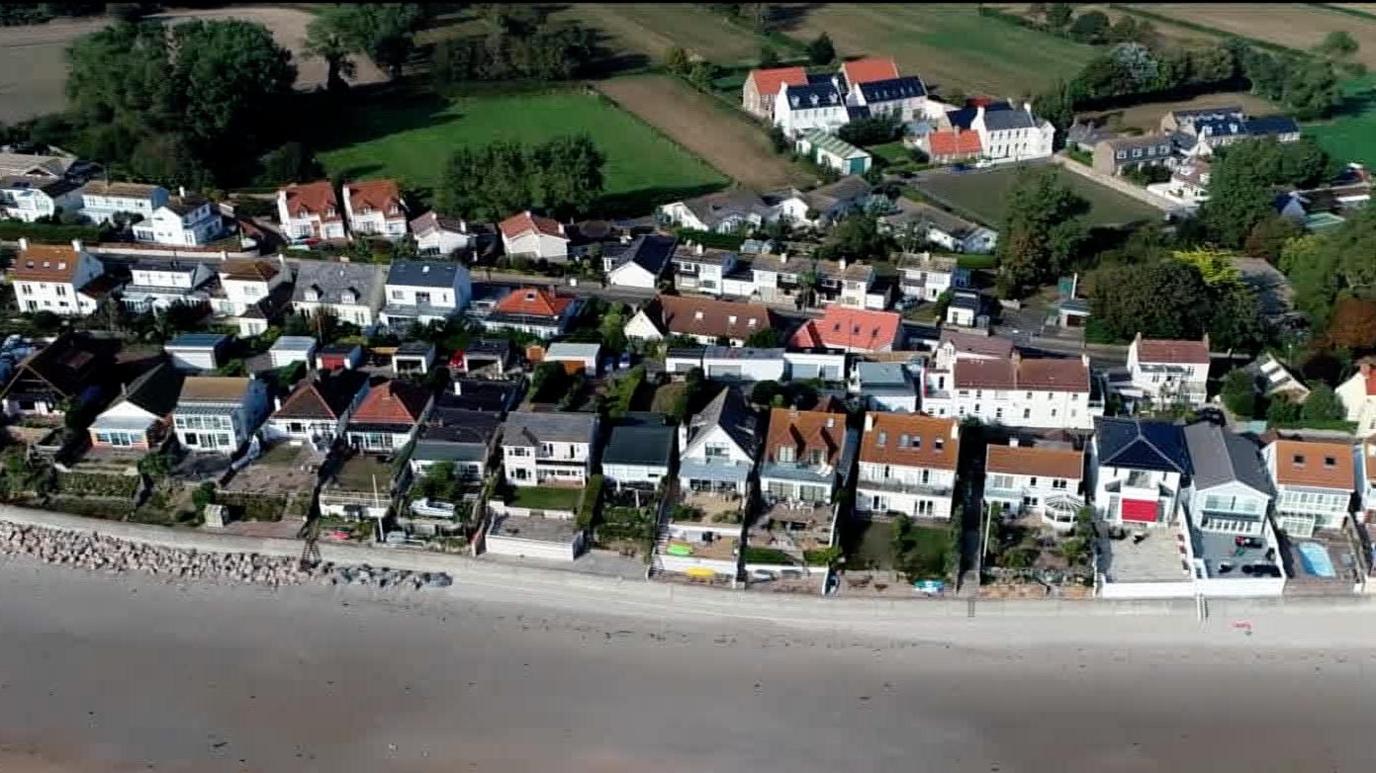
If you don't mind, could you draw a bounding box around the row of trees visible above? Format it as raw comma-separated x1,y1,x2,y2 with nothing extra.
995,168,1090,298
435,135,605,221
430,5,598,87
305,4,430,88
1277,205,1376,333
1197,136,1334,246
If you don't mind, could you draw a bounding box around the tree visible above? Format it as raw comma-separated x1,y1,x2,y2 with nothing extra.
768,125,788,154
1207,283,1266,352
1244,215,1302,262
688,60,718,88
256,141,324,186
1325,296,1376,350
807,32,834,65
745,328,783,348
128,133,212,189
322,3,425,79
1046,3,1073,29
1171,248,1241,287
836,115,903,146
1301,383,1346,422
436,146,483,218
305,10,358,93
664,46,691,75
1068,10,1110,44
1220,369,1257,418
1032,80,1074,149
1089,260,1211,341
750,379,783,406
758,45,780,68
817,214,893,263
995,168,1089,298
1314,30,1358,59
1279,233,1339,325
598,302,628,353
534,134,605,219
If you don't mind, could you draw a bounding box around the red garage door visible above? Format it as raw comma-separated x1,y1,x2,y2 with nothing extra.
1121,498,1159,523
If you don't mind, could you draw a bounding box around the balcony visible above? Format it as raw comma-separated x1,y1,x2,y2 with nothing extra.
857,476,952,497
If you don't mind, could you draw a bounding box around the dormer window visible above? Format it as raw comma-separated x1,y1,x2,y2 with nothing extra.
1292,454,1305,466
777,446,796,463
877,431,887,447
934,438,944,451
694,310,704,321
1324,456,1336,468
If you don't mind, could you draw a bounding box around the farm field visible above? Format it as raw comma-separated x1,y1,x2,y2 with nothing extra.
316,90,726,210
1079,91,1279,132
1305,74,1376,165
577,3,770,67
1121,4,1376,67
0,7,384,123
594,74,813,190
914,165,1162,228
775,3,1098,96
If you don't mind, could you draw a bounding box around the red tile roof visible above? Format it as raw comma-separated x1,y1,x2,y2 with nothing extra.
986,445,1083,479
280,181,340,222
650,294,773,341
492,287,573,319
350,379,430,425
858,412,959,470
1269,439,1355,490
952,357,1089,392
841,57,899,86
10,244,83,283
499,211,565,240
219,259,280,282
765,407,846,467
345,179,403,216
928,129,982,156
1135,335,1209,364
789,306,901,352
748,66,808,97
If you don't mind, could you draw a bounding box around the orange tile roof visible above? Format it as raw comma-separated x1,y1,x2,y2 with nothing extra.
928,129,982,156
651,294,773,341
1364,441,1376,482
789,306,901,352
842,57,899,86
499,211,565,240
280,181,340,222
492,287,573,318
1270,439,1354,490
10,244,82,282
748,66,808,96
986,445,1083,479
350,379,430,425
764,407,846,467
858,413,959,470
1136,336,1209,364
219,259,280,282
179,377,250,403
1017,357,1090,392
345,179,403,216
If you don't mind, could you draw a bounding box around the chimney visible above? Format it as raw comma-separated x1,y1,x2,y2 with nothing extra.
839,257,847,272
780,252,788,264
18,237,28,251
1023,101,1033,116
864,413,874,432
695,243,704,256
1009,436,1020,448
178,186,187,198
273,396,282,412
1201,333,1210,352
976,105,985,123
71,238,83,253
1081,353,1091,368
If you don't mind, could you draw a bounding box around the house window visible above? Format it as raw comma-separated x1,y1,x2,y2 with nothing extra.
777,446,796,463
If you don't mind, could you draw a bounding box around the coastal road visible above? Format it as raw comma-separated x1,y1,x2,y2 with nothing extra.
1,555,1374,772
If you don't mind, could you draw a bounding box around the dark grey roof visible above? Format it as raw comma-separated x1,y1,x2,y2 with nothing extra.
981,104,1038,131
1171,105,1243,121
1095,417,1190,474
167,333,229,350
503,411,595,446
113,361,184,417
420,407,502,444
603,423,674,467
1245,116,1300,136
686,386,756,454
783,83,844,109
680,190,770,229
1183,423,1273,495
440,380,521,413
858,76,926,102
606,233,677,275
293,261,384,307
396,341,434,356
386,260,464,288
806,175,872,207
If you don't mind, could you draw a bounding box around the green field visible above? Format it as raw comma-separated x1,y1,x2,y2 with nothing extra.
779,4,1099,96
317,91,726,210
915,166,1163,229
1305,75,1376,166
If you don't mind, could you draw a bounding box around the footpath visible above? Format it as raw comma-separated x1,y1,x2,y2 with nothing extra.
3,504,1373,626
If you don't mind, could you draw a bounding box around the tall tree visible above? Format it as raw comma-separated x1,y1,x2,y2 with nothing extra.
535,134,606,219
1325,296,1376,349
321,3,425,80
807,32,834,65
995,168,1089,298
305,9,358,93
1089,260,1212,341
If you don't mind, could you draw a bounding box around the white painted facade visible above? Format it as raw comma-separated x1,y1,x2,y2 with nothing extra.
854,460,958,521
969,105,1056,162
921,374,1101,430
1336,368,1376,436
1092,459,1183,529
0,179,80,222
80,184,168,224
218,260,288,317
700,352,786,382
172,382,269,454
131,199,221,246
502,229,568,261
1125,337,1210,408
10,242,105,317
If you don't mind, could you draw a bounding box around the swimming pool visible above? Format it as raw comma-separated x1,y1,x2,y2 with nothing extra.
1297,542,1336,578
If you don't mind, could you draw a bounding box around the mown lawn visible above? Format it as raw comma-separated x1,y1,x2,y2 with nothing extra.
508,486,583,512
915,166,1162,228
318,91,726,210
1305,74,1376,167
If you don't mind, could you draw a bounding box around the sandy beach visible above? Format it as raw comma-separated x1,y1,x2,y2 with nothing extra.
0,554,1373,773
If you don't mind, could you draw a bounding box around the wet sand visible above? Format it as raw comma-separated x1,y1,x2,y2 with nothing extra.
0,555,1373,772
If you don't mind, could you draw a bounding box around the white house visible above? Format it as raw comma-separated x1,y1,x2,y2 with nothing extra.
269,336,317,369
949,101,1055,163
500,411,598,487
783,350,847,382
759,405,850,511
544,342,601,375
277,180,346,242
120,259,214,314
669,242,740,296
678,387,758,497
748,252,884,309
87,362,182,453
481,286,577,339
291,260,385,328
773,82,850,138
700,346,786,382
1091,417,1190,528
1182,422,1274,538
1125,333,1210,408
165,332,230,371
171,376,269,454
945,290,983,328
895,252,969,303
343,179,407,239
499,210,569,261
602,233,677,290
410,211,475,256
854,412,960,520
1336,361,1376,436
0,176,81,222
848,76,931,123
794,131,872,176
601,416,676,491
658,189,775,233
345,379,434,455
216,257,288,317
379,260,472,328
983,441,1085,530
850,361,917,413
1264,438,1355,538
266,369,370,446
79,180,168,224
130,190,221,246
880,198,998,254
773,175,875,231
625,294,773,348
7,239,107,316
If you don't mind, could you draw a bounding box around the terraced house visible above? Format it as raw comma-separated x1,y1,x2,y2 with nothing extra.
626,294,773,348
922,353,1101,430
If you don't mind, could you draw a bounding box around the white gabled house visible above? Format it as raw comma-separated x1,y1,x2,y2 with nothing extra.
410,212,475,256
130,190,222,246
1264,438,1355,538
0,176,81,222
1182,422,1274,538
773,82,851,138
216,257,289,317
895,252,969,303
121,260,214,314
291,260,385,328
1091,417,1190,528
7,239,107,316
79,180,168,224
501,411,598,488
277,180,346,242
657,189,775,234
343,179,407,239
678,387,758,497
379,260,473,328
602,234,678,290
601,415,676,491
1124,333,1210,408
854,412,960,520
172,376,270,455
499,211,569,261
921,353,1102,430
983,441,1085,530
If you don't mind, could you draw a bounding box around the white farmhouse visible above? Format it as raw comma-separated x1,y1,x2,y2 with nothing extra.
7,239,107,316
854,412,960,520
948,101,1055,163
773,82,851,137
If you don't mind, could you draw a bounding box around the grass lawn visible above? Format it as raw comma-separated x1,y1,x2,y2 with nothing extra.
508,486,583,511
778,4,1098,96
843,519,896,570
317,91,726,211
915,166,1162,228
334,455,394,492
1305,75,1376,166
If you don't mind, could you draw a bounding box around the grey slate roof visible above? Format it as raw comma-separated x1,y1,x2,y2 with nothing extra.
420,407,502,445
783,83,844,109
1095,417,1190,474
386,260,463,288
981,104,1038,131
503,411,596,446
603,423,675,467
858,76,926,102
1183,422,1273,495
686,387,757,455
293,261,385,308
167,333,229,350
606,233,678,275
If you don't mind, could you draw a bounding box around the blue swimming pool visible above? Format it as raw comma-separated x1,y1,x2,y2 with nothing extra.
1297,542,1336,578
